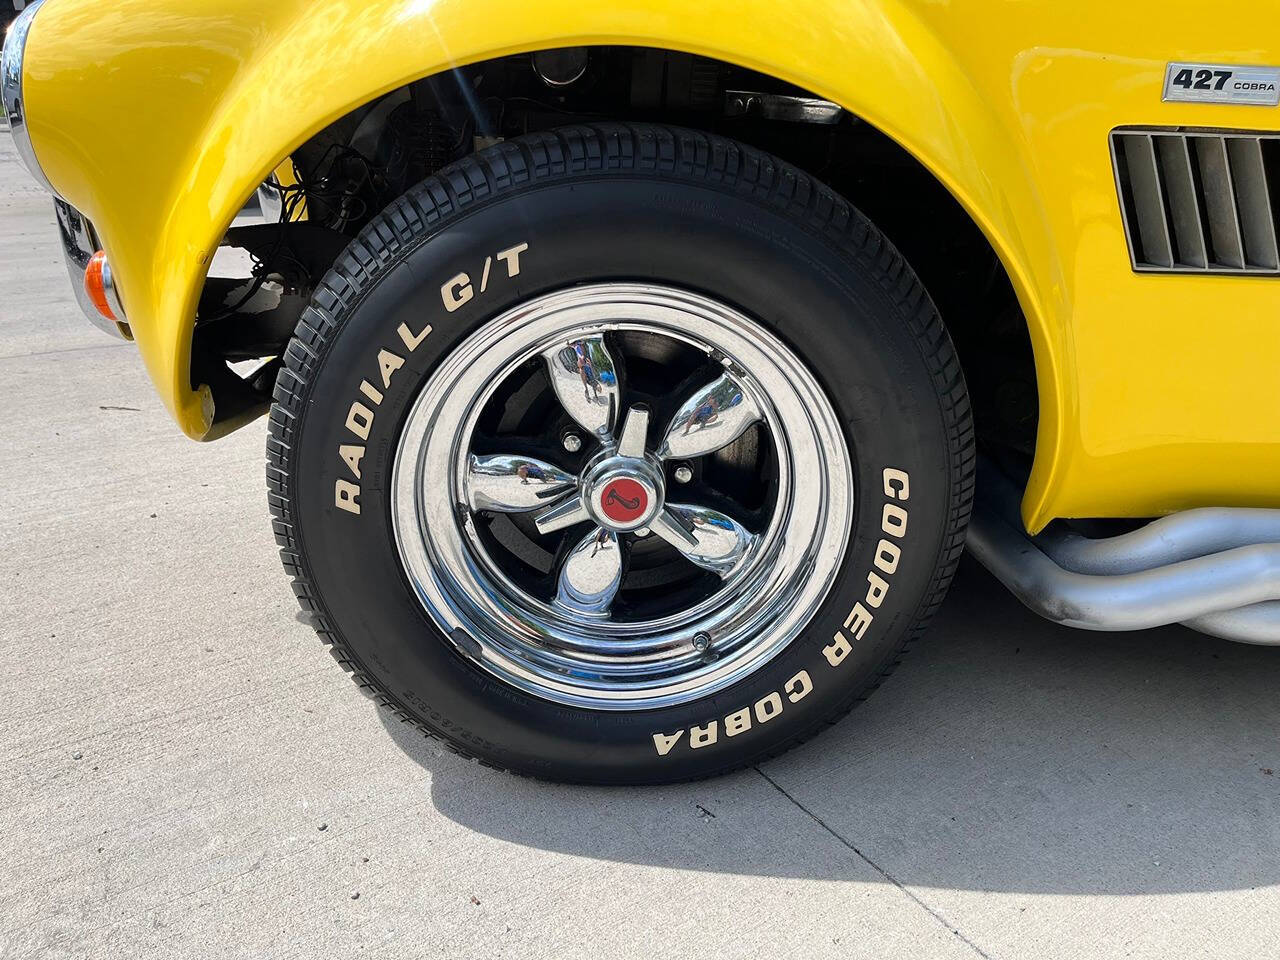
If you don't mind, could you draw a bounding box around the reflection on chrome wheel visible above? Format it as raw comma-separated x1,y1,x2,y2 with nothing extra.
392,284,853,710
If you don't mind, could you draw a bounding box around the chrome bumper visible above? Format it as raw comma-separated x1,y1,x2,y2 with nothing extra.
54,199,130,340
2,0,56,195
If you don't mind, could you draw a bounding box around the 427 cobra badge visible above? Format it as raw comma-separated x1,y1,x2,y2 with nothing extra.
1163,62,1280,106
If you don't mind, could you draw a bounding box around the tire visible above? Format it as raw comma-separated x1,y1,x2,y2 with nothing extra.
266,123,974,784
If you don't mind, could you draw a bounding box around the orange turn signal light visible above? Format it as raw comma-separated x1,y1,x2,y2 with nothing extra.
84,250,119,323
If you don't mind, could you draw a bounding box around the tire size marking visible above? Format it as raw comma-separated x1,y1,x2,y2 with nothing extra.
332,242,531,514
651,467,910,758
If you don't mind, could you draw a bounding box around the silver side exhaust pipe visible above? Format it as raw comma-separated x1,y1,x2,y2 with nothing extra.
966,461,1280,644
1187,603,1280,644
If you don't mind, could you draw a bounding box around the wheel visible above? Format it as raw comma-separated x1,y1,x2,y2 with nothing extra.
267,123,973,784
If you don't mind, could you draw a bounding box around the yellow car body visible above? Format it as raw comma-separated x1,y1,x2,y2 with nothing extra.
15,0,1280,532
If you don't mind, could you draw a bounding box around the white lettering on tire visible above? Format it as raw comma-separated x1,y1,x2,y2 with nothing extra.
651,468,910,757
332,243,530,512
649,667,817,757
441,273,474,312
689,722,719,749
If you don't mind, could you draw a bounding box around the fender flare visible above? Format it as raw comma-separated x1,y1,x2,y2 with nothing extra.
24,0,1072,529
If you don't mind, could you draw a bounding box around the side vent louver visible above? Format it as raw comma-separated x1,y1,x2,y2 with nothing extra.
1112,129,1280,275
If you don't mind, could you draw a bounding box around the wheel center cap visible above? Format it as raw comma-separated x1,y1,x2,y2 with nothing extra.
599,477,649,524
584,458,663,532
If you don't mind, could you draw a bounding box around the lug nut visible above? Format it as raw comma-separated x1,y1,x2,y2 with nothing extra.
634,526,650,537
562,433,583,453
693,632,711,652
673,464,693,484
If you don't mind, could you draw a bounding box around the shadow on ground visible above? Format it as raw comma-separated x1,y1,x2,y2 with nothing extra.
379,559,1280,895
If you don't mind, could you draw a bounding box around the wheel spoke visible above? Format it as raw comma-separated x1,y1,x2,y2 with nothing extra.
656,372,762,460
466,454,577,513
616,404,650,458
556,527,623,614
651,502,757,577
534,493,592,534
543,336,620,444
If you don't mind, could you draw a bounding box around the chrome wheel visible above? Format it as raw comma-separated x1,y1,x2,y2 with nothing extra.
392,284,853,709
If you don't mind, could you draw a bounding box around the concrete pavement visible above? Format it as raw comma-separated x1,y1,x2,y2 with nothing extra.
2,137,1278,959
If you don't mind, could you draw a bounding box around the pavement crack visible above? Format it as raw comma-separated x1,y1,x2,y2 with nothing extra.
0,341,134,362
753,765,995,960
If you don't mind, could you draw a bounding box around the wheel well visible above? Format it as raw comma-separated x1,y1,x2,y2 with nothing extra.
195,45,1036,461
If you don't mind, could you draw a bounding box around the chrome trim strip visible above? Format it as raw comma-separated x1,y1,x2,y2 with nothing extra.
2,0,56,195
54,199,130,340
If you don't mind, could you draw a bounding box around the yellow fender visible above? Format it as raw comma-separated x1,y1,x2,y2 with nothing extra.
22,0,1280,530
